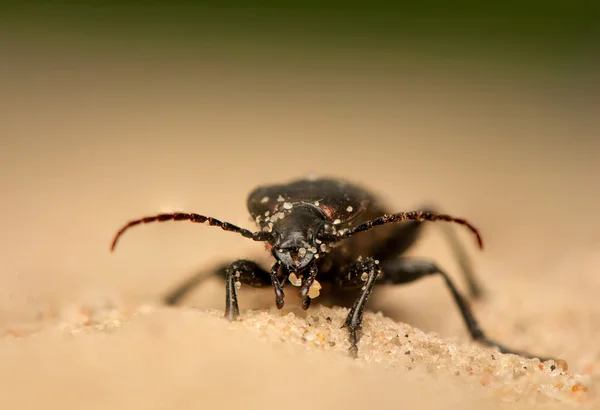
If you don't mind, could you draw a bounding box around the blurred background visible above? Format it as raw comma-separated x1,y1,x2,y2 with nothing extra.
1,1,599,345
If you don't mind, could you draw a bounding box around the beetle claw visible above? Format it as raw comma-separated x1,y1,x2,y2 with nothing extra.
275,297,285,309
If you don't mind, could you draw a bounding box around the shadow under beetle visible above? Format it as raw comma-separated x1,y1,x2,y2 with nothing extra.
111,177,550,360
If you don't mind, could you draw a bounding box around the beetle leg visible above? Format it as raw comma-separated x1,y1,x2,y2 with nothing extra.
223,259,274,321
162,259,272,308
335,257,382,358
378,257,554,361
162,263,225,306
269,261,286,309
436,216,483,299
373,206,483,299
162,259,284,316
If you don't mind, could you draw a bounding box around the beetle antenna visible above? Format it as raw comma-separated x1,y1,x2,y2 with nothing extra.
339,211,484,249
110,212,272,252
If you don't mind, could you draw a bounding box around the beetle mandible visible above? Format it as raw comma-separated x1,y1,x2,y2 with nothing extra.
111,177,549,360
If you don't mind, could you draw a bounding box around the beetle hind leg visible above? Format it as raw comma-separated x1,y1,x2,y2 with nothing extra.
378,257,554,361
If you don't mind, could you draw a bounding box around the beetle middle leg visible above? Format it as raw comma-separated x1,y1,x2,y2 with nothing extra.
164,259,278,320
162,265,227,306
373,206,483,299
163,259,285,315
334,256,382,358
378,257,552,360
161,261,267,307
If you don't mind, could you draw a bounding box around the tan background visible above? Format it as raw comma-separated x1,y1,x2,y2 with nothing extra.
1,17,599,408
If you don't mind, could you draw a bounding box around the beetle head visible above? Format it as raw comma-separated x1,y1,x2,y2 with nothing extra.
271,204,326,272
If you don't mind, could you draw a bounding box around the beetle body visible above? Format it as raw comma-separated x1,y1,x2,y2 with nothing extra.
248,180,382,263
247,179,395,298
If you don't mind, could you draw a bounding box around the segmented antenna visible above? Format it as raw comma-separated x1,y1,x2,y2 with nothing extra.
340,211,484,249
110,212,272,251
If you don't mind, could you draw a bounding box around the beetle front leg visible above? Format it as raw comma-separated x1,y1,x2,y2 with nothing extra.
224,259,273,321
335,257,382,358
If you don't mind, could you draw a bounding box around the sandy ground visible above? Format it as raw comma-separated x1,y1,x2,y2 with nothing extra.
1,42,599,409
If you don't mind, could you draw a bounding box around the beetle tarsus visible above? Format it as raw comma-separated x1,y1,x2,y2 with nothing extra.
301,297,311,310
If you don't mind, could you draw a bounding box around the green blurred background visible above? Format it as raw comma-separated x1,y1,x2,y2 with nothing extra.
2,1,598,73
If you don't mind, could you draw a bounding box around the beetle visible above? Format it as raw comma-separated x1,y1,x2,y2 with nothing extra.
110,177,549,360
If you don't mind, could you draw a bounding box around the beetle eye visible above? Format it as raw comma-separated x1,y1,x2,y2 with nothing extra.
316,223,340,243
321,222,334,234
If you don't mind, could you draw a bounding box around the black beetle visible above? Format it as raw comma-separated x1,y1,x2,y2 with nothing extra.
111,177,549,360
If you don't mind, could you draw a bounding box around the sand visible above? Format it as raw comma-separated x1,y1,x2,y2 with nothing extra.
1,297,598,410
2,244,600,410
